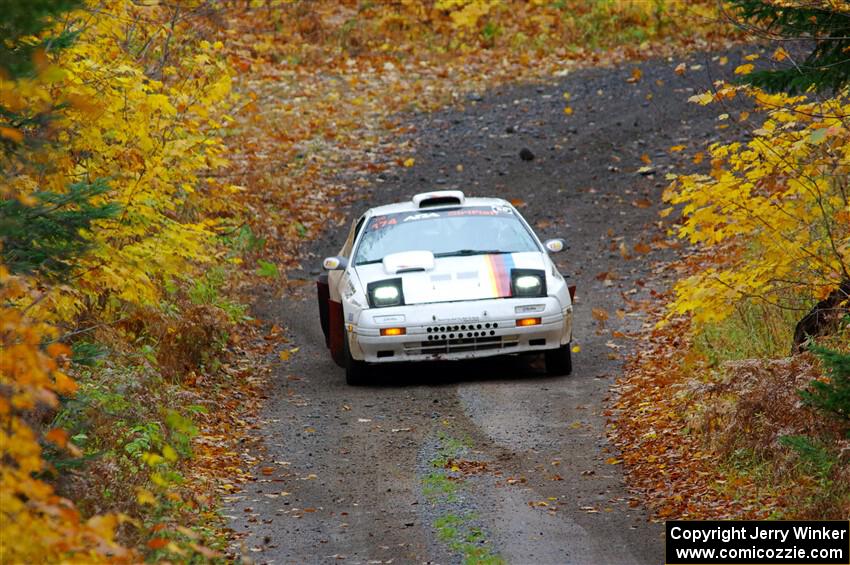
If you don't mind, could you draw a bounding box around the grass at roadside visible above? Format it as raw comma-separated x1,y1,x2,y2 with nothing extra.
421,431,503,565
693,300,802,366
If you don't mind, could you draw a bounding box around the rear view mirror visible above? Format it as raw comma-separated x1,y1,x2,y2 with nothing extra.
323,256,348,270
544,238,565,253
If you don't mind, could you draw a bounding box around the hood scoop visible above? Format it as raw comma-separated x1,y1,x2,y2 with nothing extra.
382,250,435,274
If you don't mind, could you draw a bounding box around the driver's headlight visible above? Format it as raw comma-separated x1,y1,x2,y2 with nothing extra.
367,278,405,308
511,269,546,298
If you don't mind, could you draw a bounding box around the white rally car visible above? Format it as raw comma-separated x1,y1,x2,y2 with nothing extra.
316,191,575,384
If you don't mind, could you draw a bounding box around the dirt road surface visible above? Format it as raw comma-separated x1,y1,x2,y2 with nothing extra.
226,50,748,564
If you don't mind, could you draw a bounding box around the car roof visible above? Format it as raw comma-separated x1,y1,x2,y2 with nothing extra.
366,195,513,217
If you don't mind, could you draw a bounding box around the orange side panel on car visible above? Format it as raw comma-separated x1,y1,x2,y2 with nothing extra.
328,300,345,367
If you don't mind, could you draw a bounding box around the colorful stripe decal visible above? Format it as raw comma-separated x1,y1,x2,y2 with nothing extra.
485,254,515,297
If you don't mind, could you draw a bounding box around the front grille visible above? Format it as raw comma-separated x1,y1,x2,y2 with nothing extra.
424,322,500,341
404,335,519,355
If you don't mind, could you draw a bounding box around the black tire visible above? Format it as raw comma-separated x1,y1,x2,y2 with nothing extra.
342,327,369,385
545,343,572,376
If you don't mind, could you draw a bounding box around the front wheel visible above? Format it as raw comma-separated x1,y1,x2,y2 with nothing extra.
545,343,572,376
343,327,369,385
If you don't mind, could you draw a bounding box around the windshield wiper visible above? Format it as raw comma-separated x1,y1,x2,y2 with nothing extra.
434,249,511,258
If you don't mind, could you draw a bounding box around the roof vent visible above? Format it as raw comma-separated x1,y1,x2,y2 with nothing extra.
412,190,465,208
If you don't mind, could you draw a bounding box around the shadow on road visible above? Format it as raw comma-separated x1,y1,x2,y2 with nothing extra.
356,353,563,387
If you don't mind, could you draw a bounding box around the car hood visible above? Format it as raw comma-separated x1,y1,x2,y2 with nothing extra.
353,251,546,305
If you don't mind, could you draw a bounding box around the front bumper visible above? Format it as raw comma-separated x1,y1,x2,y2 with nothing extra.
347,296,572,363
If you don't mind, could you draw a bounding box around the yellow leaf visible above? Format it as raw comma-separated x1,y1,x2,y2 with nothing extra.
563,106,573,115
734,64,754,75
571,345,581,353
688,92,714,105
162,444,178,462
669,145,685,152
403,157,415,167
136,488,157,505
143,453,164,466
86,514,118,541
279,347,299,361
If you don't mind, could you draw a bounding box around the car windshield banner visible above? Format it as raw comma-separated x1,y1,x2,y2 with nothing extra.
367,205,514,231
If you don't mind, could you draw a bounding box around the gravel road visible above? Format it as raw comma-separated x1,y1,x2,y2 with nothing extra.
226,49,751,564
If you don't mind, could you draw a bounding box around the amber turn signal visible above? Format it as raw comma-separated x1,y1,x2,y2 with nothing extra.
515,317,542,327
380,327,406,336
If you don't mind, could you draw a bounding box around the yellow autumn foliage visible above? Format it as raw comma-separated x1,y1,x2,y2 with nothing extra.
666,87,850,327
5,0,234,322
1,1,235,559
0,269,132,562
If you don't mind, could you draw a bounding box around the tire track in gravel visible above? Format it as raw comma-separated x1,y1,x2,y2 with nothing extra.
226,49,751,564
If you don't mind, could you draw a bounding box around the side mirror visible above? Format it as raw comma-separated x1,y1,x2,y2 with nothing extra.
544,238,566,253
323,256,348,271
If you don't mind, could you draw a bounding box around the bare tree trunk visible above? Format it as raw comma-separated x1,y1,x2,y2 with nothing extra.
792,279,850,354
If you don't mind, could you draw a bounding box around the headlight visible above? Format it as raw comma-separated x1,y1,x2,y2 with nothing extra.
511,269,546,298
367,278,405,308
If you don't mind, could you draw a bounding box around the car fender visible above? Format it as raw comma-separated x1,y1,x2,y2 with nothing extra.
329,269,368,366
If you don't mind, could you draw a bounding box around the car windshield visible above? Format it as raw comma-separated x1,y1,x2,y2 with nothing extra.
353,206,539,265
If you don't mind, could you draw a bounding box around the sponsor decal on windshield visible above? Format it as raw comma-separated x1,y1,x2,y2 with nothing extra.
368,205,513,231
